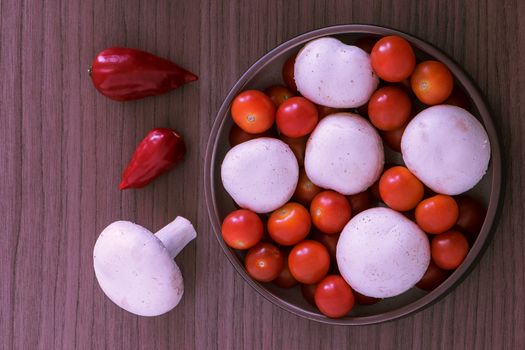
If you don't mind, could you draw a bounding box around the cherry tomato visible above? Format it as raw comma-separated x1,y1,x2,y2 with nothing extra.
355,36,379,53
316,104,343,119
444,86,470,110
379,166,424,211
416,261,449,291
293,168,322,205
415,195,459,234
371,36,416,82
228,124,273,147
311,231,339,272
411,61,454,105
231,90,276,134
276,97,319,138
288,240,330,284
346,191,373,215
221,209,263,250
245,242,284,282
265,85,294,107
273,254,298,288
368,86,412,131
310,191,352,234
353,291,380,305
301,283,317,306
431,230,469,270
282,54,297,91
381,124,406,152
315,275,355,318
268,202,311,246
280,134,308,165
455,195,486,239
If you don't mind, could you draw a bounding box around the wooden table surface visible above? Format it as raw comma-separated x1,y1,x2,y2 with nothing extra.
2,0,524,349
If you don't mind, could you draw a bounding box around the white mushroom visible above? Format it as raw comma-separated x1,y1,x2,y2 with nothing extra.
337,207,430,298
304,113,384,195
93,216,197,316
401,105,491,195
221,137,299,213
294,37,379,108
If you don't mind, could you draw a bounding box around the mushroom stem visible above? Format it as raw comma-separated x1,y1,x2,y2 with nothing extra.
155,216,197,259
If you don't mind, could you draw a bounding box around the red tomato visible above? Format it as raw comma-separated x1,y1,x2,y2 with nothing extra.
288,240,330,284
411,61,454,105
455,195,486,239
371,36,416,82
280,134,308,165
346,191,373,215
379,166,424,211
268,202,311,246
355,36,379,53
245,242,284,282
311,231,339,272
431,230,469,270
416,261,449,291
301,283,317,306
273,254,298,288
310,191,352,234
228,124,273,147
381,124,406,152
353,291,380,305
221,209,263,250
415,195,459,234
282,54,297,91
231,90,276,133
315,275,355,318
444,86,470,110
293,168,322,206
276,97,319,138
368,86,412,131
265,85,294,107
316,104,344,119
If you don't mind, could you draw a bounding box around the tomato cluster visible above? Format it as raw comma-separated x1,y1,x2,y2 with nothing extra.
221,35,486,318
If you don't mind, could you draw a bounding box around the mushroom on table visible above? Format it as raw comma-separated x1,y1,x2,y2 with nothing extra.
401,105,491,195
294,37,379,108
221,137,299,213
93,216,197,316
337,207,430,298
304,113,384,195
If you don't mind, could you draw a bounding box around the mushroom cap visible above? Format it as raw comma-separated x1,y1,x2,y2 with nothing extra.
304,113,384,195
221,137,299,213
93,221,183,317
401,105,491,195
294,37,379,108
337,207,430,298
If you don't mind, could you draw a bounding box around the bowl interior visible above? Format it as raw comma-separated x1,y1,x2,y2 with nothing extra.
205,25,501,325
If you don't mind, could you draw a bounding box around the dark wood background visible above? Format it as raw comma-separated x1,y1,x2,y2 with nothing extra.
1,0,524,349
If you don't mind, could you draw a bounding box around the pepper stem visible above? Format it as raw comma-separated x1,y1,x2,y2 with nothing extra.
155,216,197,259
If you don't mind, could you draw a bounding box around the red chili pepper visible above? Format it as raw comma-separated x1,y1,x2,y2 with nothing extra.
119,128,185,190
90,48,198,101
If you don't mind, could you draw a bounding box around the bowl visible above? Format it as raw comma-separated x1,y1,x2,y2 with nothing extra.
204,24,502,325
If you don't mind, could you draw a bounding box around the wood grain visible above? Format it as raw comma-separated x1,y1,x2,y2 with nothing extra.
1,0,524,349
